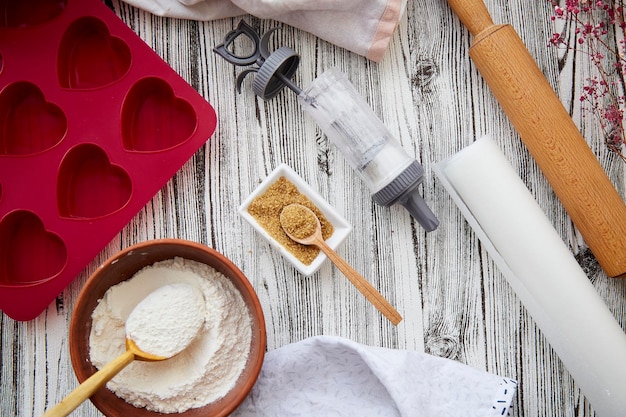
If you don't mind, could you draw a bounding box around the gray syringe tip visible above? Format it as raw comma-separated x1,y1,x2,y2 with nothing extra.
372,160,439,232
399,191,439,232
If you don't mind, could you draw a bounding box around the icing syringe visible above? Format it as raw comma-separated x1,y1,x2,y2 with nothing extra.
214,21,438,232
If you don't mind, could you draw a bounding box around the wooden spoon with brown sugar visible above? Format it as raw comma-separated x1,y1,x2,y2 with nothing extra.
280,203,402,325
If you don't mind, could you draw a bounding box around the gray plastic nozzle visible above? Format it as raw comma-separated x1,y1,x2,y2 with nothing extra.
372,161,439,231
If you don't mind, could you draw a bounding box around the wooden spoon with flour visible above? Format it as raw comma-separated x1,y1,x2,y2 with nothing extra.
43,283,205,417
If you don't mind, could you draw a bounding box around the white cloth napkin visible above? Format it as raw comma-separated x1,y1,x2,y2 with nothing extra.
120,0,406,61
232,335,516,417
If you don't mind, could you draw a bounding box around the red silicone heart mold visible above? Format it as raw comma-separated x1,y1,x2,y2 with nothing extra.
0,210,67,285
57,144,132,219
0,0,68,28
57,16,131,90
122,77,197,151
0,0,217,321
0,82,67,156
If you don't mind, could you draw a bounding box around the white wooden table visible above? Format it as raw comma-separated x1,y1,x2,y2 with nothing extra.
2,1,625,416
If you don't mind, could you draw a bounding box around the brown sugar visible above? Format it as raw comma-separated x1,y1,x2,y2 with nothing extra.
280,204,317,240
247,176,334,265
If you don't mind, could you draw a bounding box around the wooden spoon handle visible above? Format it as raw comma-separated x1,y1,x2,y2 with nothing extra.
446,0,494,36
42,350,135,417
315,238,403,325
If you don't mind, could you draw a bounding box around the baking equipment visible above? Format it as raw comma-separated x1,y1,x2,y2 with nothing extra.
435,136,626,417
446,0,626,278
214,21,438,232
0,0,217,320
280,203,402,325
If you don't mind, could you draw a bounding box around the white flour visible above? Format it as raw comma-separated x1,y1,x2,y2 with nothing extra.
126,283,205,359
89,257,252,413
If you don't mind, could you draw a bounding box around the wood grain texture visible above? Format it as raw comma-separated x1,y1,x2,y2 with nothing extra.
1,1,625,416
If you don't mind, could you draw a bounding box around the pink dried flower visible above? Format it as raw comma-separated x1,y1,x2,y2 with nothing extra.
548,0,626,162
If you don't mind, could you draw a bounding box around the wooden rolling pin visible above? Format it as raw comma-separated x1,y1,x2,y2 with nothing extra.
447,0,626,278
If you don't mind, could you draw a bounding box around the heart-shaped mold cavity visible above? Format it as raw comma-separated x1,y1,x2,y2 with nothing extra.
0,210,67,285
122,77,197,152
57,16,131,90
0,0,67,28
0,81,67,156
57,144,132,219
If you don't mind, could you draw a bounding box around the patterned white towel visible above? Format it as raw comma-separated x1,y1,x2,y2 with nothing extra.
233,335,516,417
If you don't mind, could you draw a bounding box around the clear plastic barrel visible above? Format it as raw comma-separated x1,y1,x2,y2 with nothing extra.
298,68,413,192
298,68,438,231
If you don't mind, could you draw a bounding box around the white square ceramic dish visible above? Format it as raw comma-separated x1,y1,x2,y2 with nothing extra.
239,163,352,276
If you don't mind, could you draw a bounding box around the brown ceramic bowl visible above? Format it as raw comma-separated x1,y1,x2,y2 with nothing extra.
69,239,266,417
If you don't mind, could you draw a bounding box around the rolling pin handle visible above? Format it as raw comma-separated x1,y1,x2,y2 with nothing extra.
447,0,494,36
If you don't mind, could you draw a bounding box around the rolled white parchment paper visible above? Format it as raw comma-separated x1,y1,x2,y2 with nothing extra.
434,136,626,417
